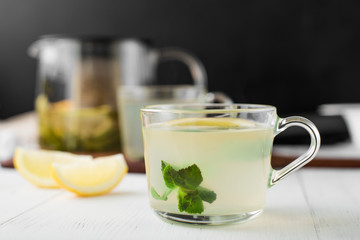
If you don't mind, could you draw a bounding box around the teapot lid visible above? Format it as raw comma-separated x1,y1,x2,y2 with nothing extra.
38,34,152,44
29,34,152,58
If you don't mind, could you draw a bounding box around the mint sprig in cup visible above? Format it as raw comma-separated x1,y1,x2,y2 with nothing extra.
151,161,216,214
141,104,320,225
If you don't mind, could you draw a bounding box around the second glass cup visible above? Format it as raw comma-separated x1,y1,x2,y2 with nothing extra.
117,45,231,162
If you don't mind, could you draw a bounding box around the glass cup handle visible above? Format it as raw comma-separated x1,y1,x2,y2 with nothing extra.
269,116,321,186
158,48,207,91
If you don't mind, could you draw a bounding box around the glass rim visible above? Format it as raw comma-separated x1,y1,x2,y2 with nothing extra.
141,103,277,114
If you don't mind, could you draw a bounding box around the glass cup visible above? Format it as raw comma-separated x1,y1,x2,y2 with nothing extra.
140,104,321,225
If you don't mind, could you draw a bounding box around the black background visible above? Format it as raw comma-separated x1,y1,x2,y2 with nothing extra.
1,0,360,119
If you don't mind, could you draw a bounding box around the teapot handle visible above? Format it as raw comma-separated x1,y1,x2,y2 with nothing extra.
158,48,207,92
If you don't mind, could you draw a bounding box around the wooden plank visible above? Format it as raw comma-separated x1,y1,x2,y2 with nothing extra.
298,169,360,239
272,154,360,169
1,169,358,239
272,144,360,168
0,171,321,240
0,174,151,240
0,168,62,224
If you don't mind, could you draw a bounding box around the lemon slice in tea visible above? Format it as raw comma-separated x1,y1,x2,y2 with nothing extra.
163,118,257,128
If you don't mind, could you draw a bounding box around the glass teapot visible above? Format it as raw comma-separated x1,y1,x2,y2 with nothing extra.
29,35,208,154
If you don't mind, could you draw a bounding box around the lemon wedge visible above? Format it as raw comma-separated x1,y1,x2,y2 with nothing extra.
163,118,257,128
14,148,92,188
51,154,128,197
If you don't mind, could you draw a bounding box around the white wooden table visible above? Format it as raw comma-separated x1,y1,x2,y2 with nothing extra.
0,167,359,240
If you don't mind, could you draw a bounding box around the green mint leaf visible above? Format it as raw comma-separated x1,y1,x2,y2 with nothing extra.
151,187,163,200
177,188,204,214
158,161,217,214
162,164,180,189
197,186,217,203
176,164,203,190
161,160,167,172
161,161,203,190
151,187,173,201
